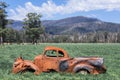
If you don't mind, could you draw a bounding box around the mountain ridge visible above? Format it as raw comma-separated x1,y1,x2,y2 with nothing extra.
42,16,120,34
7,16,120,35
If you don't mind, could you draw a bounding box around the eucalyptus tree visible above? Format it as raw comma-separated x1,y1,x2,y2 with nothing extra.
0,2,8,44
23,13,44,44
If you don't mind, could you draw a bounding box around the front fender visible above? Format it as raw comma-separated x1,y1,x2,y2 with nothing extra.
59,60,69,72
73,64,93,73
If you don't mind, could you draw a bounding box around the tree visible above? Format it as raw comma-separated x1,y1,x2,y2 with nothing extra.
5,28,17,44
0,2,8,44
16,30,26,44
117,32,120,43
23,13,44,44
104,32,108,43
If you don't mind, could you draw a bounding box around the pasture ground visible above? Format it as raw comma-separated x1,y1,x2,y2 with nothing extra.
0,43,120,80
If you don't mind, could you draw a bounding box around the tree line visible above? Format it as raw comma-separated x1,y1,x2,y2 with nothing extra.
0,2,120,45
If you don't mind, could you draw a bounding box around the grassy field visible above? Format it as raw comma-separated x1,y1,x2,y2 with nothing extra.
0,43,120,80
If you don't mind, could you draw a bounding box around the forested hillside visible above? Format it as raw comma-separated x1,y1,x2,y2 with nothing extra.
5,16,120,43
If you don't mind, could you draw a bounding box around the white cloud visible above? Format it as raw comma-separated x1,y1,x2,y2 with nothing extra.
8,0,120,20
86,14,97,18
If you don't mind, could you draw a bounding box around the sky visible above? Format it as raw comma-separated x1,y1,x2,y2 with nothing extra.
1,0,120,23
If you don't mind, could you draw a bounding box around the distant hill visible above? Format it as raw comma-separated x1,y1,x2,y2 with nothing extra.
42,16,120,35
7,16,120,34
7,20,24,30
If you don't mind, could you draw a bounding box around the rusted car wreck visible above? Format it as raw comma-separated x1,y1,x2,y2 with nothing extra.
12,46,106,75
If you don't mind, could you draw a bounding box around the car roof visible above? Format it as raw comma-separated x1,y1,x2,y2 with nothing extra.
44,46,69,58
44,46,64,51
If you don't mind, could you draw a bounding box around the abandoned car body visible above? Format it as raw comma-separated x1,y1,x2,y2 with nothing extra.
12,46,106,75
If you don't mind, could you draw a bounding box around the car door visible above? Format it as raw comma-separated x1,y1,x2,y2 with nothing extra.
42,50,59,72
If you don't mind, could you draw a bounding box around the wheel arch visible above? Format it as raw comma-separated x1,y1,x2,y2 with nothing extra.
73,64,93,73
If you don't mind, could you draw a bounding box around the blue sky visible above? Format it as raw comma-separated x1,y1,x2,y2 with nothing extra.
2,0,120,23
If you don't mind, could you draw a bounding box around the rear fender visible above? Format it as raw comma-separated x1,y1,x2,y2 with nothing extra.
12,59,40,75
27,62,40,75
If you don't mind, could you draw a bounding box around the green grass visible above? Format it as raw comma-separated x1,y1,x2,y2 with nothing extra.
0,43,120,80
